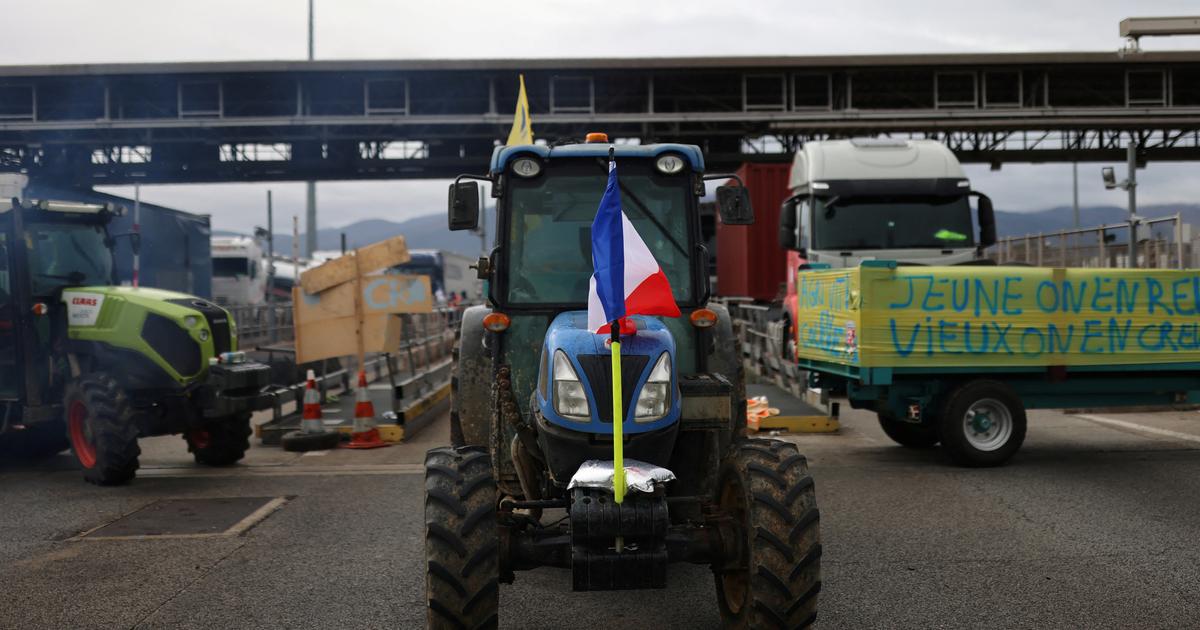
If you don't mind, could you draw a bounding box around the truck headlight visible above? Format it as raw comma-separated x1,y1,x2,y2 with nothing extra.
553,350,590,421
635,353,671,422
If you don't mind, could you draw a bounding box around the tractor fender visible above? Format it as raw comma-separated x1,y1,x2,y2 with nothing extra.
452,305,493,447
705,303,747,445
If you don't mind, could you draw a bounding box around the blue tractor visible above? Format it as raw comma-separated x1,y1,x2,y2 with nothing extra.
425,136,821,628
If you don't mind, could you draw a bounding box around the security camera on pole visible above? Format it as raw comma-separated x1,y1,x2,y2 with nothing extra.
1101,142,1142,268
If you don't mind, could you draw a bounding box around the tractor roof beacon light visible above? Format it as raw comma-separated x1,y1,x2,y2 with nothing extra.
585,132,609,144
482,312,511,333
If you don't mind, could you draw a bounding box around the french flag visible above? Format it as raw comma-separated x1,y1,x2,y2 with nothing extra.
588,159,681,334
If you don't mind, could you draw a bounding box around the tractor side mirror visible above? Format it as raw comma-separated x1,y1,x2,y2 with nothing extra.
716,185,754,225
973,192,996,247
778,196,799,250
448,181,480,231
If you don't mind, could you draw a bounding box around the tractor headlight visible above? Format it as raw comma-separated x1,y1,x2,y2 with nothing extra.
199,329,210,342
553,350,590,421
634,353,672,422
183,315,200,328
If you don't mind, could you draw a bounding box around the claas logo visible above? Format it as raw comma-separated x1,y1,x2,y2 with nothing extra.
71,297,98,306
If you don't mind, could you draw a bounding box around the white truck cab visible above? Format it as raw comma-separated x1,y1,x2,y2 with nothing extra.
779,138,996,268
211,236,266,305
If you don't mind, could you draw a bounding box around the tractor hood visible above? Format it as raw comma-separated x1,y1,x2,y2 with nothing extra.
61,286,237,384
535,311,680,434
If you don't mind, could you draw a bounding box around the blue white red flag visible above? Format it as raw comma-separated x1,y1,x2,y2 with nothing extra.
588,160,681,333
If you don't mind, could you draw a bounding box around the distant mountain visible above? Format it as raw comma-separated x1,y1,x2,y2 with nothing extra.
216,208,496,257
211,203,1200,255
995,204,1200,237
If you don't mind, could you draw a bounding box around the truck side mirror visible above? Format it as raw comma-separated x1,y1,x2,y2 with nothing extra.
716,185,754,225
974,193,997,247
778,197,798,250
448,181,480,231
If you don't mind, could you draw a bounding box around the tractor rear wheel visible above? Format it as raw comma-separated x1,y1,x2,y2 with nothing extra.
424,446,499,630
186,413,253,466
64,373,140,486
714,439,821,629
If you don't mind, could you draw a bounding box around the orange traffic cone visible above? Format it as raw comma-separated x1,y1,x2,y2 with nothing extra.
344,369,389,449
300,369,327,434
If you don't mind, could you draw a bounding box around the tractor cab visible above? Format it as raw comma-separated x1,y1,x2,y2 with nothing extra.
0,199,125,421
428,136,821,627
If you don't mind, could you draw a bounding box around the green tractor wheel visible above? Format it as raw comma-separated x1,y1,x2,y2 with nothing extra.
185,413,253,466
64,373,140,486
714,439,821,629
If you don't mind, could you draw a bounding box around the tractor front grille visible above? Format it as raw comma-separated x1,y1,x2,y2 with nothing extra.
141,313,201,376
576,354,649,423
169,298,232,355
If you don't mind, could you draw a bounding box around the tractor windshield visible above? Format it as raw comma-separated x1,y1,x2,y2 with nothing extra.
505,159,693,306
25,222,113,295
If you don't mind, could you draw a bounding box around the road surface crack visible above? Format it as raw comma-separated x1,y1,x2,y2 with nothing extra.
127,539,249,630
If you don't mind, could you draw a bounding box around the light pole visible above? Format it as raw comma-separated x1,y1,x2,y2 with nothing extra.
304,0,317,258
1101,142,1140,268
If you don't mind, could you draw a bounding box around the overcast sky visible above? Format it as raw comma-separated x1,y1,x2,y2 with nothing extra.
2,0,1198,233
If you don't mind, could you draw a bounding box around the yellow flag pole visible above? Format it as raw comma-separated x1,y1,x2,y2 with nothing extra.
610,322,625,504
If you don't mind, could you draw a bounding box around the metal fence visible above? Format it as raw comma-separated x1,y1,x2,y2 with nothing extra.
226,302,295,347
993,214,1195,269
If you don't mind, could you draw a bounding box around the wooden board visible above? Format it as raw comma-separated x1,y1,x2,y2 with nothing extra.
291,274,432,364
299,235,411,294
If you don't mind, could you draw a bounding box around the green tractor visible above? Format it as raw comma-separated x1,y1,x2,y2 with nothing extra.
427,136,821,627
0,197,272,485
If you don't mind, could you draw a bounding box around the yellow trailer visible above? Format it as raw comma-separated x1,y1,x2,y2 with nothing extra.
792,261,1200,466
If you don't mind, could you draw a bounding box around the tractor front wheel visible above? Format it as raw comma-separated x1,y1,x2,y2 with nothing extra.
714,439,821,629
64,374,140,486
424,446,499,630
186,413,253,466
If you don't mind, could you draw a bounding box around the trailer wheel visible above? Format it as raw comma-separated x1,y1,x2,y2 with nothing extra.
63,374,140,486
938,380,1027,467
877,412,940,449
714,439,821,629
425,446,499,630
186,413,252,466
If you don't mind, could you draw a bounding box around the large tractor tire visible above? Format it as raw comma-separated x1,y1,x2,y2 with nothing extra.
424,446,499,630
185,413,253,466
877,412,940,449
937,379,1027,467
63,373,140,486
715,439,821,629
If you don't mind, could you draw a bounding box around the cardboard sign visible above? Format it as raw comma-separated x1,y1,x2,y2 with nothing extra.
292,273,432,364
795,265,1200,369
299,236,411,294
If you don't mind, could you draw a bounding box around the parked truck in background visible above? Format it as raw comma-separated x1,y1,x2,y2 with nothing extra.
390,249,481,302
211,236,267,306
774,138,997,359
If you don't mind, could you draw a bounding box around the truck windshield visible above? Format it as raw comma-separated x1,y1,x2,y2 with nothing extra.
213,257,250,277
812,195,975,250
26,222,113,295
504,159,692,306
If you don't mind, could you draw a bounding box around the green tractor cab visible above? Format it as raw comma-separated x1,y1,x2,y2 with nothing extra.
427,137,822,627
0,198,272,485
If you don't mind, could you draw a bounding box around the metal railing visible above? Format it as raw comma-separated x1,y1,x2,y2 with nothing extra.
992,214,1195,269
225,302,295,347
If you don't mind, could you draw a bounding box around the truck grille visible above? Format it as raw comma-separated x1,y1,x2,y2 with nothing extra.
575,354,649,423
168,298,232,355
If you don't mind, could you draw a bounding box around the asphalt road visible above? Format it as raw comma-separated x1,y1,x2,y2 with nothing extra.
3,403,1200,629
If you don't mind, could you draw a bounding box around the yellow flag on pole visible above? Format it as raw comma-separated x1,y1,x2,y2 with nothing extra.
506,74,533,146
